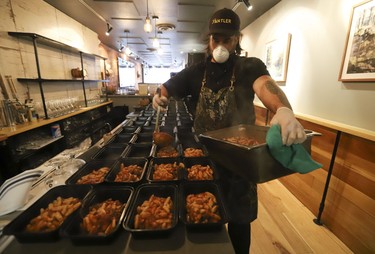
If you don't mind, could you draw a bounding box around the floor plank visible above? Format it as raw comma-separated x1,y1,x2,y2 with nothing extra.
250,180,353,254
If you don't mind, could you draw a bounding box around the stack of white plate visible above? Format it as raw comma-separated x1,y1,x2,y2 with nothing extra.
0,169,43,216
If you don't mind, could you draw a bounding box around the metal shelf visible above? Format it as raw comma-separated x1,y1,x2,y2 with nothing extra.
8,32,107,60
17,78,109,83
8,32,109,118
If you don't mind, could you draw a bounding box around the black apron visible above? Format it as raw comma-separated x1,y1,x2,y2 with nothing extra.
193,65,258,224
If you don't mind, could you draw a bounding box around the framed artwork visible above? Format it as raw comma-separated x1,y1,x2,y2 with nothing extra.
339,0,375,82
265,33,291,83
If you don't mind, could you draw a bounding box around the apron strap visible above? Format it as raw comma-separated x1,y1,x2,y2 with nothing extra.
201,67,236,91
229,69,235,91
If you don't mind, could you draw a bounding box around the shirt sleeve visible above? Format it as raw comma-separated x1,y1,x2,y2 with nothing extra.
163,62,204,99
240,57,270,79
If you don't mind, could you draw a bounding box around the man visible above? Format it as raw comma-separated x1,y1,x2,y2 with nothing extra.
152,8,306,254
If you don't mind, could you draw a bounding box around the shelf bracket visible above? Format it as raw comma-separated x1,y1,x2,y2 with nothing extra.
32,36,49,119
80,52,88,107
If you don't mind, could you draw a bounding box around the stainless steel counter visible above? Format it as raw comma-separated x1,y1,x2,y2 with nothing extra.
1,222,234,254
104,95,152,111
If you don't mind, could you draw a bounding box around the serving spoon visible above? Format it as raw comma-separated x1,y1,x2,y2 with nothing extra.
152,88,174,147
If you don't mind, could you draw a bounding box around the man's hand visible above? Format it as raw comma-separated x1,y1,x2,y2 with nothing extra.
152,93,169,112
270,107,306,146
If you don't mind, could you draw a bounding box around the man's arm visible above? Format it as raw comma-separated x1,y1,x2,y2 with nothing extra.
152,84,169,111
253,75,291,114
253,75,306,145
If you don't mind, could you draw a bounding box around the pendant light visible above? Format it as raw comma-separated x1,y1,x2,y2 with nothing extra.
144,0,152,33
152,15,159,48
124,30,131,55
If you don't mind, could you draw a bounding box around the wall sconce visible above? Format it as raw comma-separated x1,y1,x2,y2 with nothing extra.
105,23,113,36
144,0,152,33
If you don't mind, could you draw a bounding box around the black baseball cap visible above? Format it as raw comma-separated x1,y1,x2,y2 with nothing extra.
209,8,240,36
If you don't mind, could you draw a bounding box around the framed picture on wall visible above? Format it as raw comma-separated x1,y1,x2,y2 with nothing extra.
339,0,375,82
265,33,291,83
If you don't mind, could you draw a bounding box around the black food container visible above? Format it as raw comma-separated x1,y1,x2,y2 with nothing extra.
65,160,116,185
92,145,127,160
105,157,148,185
176,125,194,134
199,124,317,183
108,133,136,145
146,157,185,183
120,126,140,134
181,142,209,158
133,132,154,144
182,157,217,182
123,183,178,238
61,185,134,244
124,143,154,158
138,125,155,133
153,143,182,158
179,182,227,231
3,185,91,243
177,132,200,145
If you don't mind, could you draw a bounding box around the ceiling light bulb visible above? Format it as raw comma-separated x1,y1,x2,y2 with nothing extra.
105,24,112,36
153,38,159,48
144,16,152,33
243,0,253,11
125,46,131,55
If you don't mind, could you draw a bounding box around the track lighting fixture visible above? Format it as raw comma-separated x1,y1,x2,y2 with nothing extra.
232,0,253,11
243,0,253,11
105,23,113,36
144,0,152,33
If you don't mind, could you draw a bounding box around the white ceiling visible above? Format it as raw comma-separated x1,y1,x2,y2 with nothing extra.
44,0,280,67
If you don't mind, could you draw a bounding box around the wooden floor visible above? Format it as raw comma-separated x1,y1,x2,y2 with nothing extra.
249,180,353,254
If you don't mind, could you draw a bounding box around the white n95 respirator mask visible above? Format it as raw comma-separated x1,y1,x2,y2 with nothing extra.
212,45,229,63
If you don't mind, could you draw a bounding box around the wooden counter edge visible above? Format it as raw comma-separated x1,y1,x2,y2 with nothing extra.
253,102,375,142
0,101,113,137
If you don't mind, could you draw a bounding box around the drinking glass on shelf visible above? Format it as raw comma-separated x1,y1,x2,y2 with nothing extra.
34,101,45,119
46,100,56,118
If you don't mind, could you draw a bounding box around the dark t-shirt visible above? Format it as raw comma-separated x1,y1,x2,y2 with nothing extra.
164,55,269,223
164,55,269,124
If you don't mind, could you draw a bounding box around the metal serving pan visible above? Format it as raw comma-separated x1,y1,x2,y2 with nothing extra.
199,124,319,183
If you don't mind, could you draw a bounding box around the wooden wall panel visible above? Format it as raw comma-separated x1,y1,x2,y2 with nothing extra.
254,105,375,254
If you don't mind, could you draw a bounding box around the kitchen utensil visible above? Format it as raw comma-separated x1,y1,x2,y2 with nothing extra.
5,75,18,101
0,74,10,99
199,124,321,183
152,88,174,147
153,106,174,147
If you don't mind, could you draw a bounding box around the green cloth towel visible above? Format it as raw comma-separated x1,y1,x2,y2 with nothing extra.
266,125,322,174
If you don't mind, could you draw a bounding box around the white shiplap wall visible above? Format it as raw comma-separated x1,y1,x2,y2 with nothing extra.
241,0,375,132
0,0,104,104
